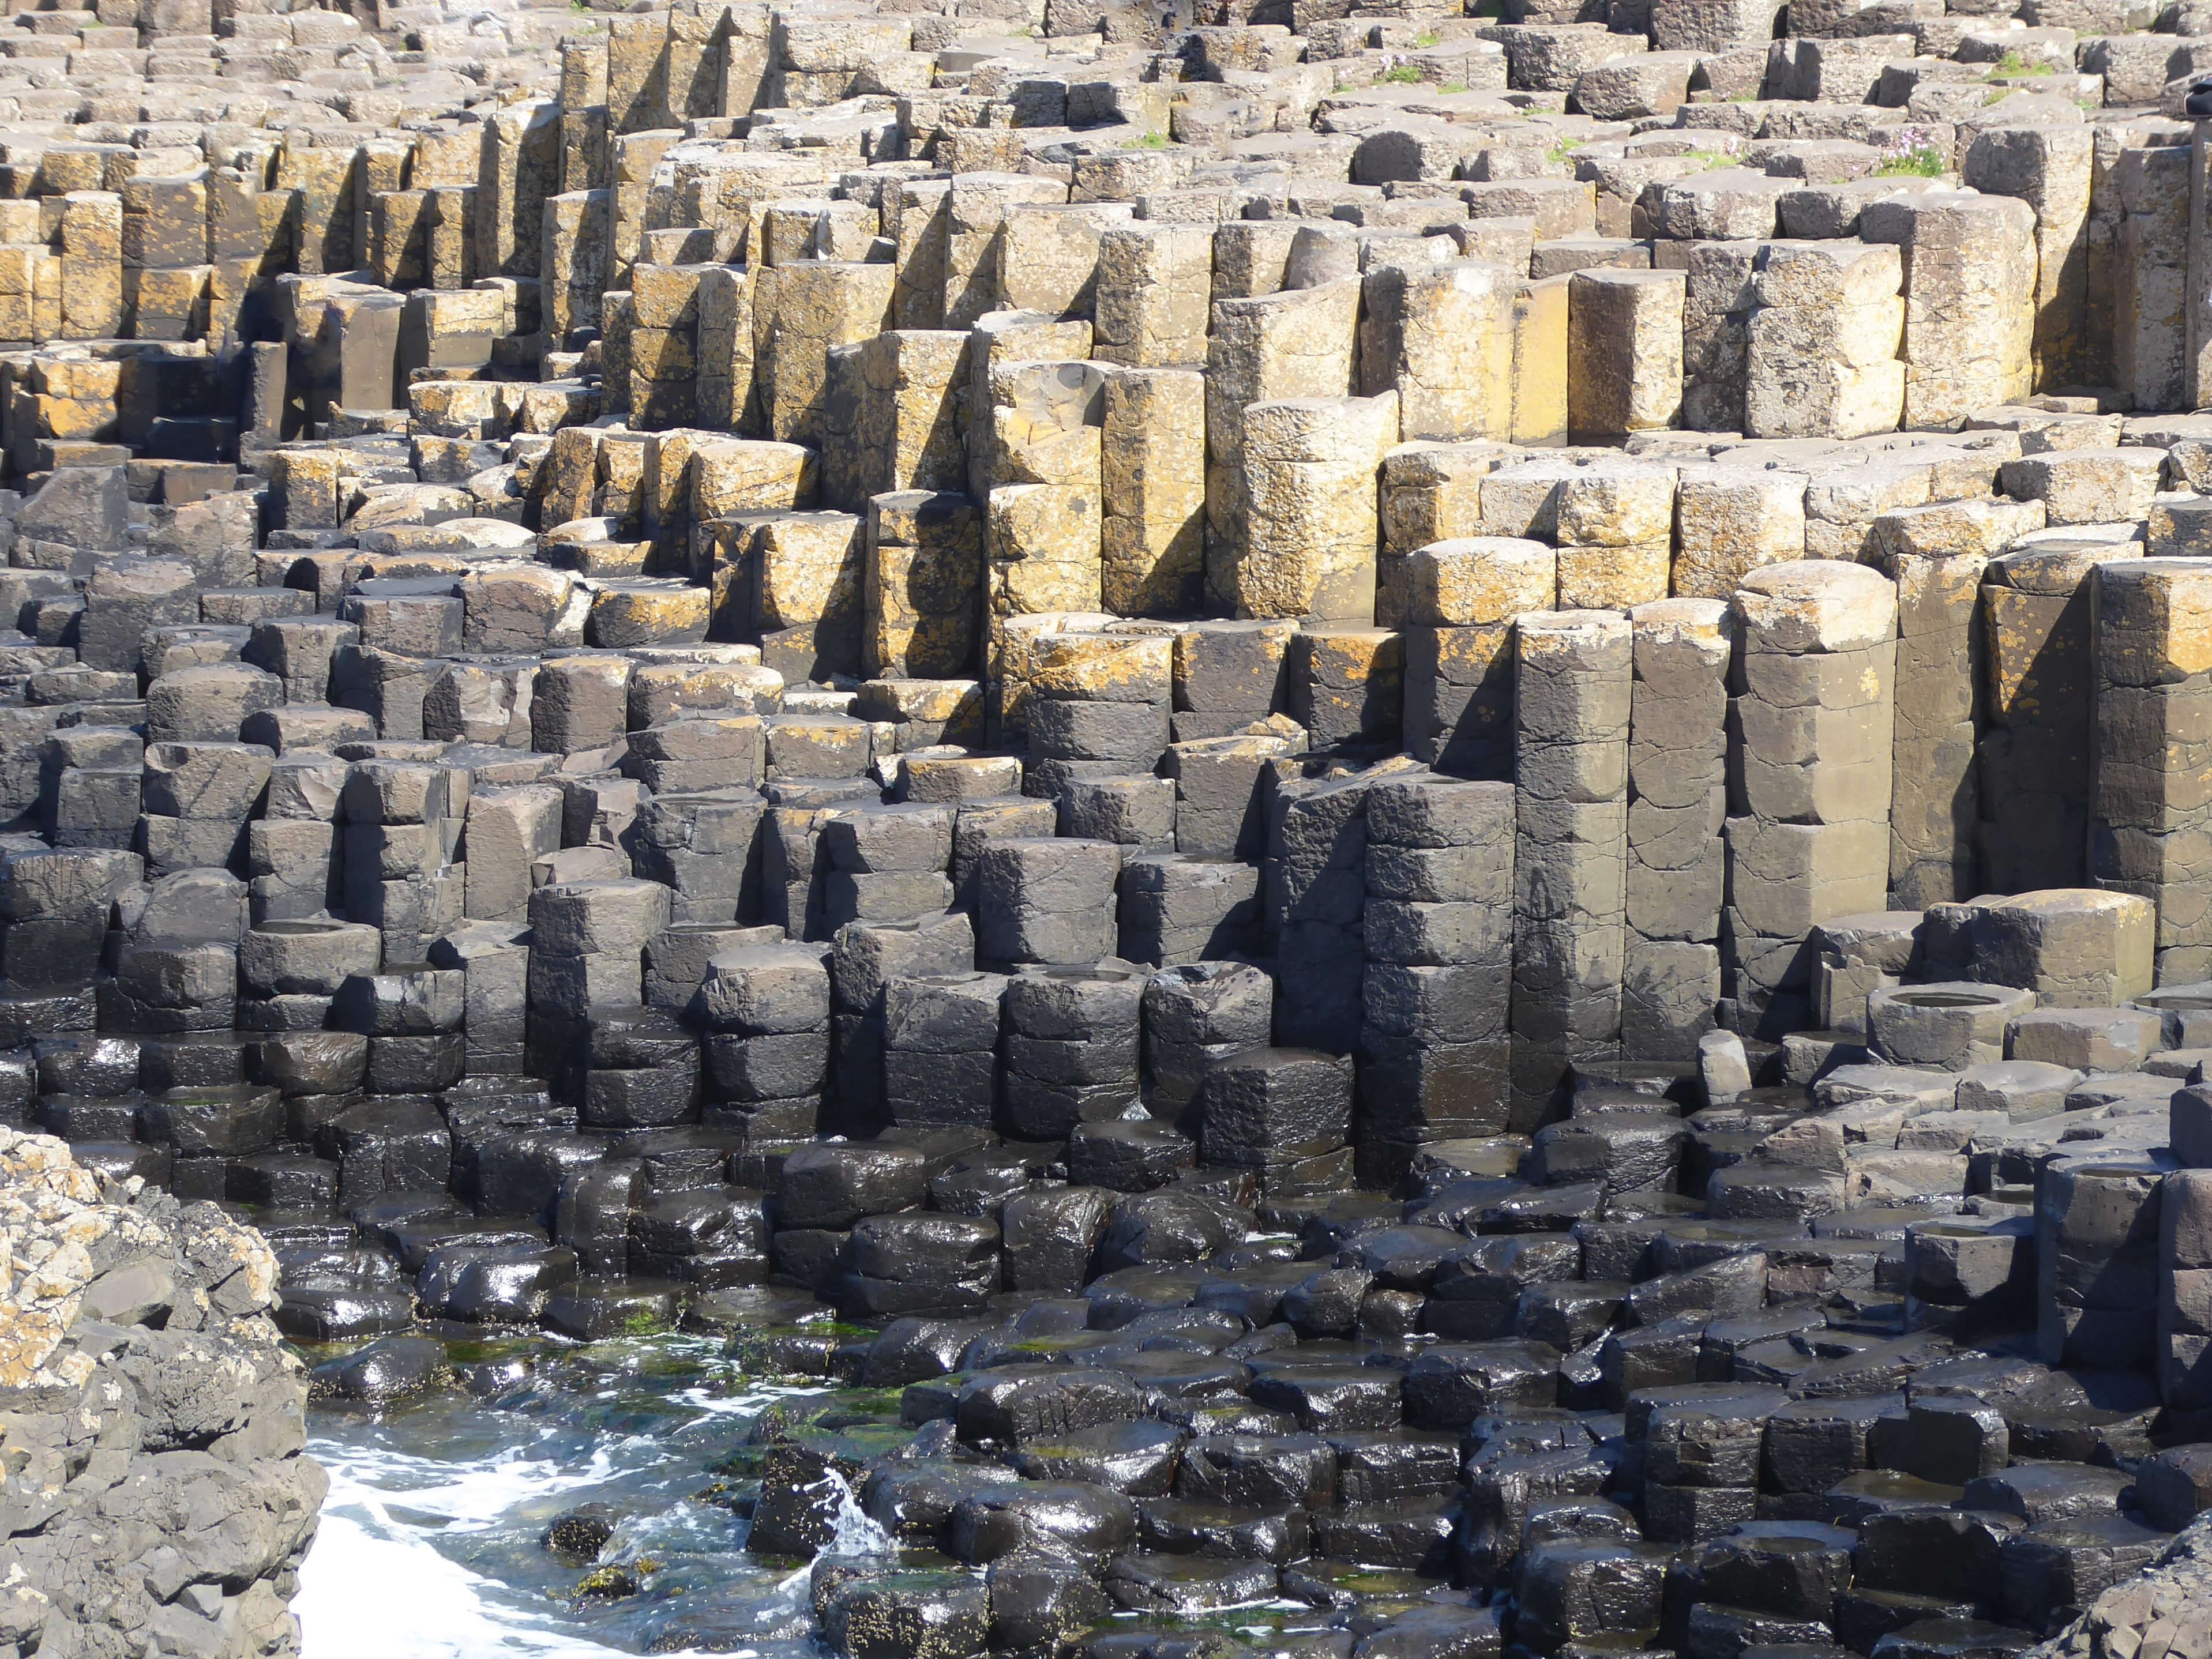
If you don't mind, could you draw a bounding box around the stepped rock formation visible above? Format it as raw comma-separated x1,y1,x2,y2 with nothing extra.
5,0,2212,1650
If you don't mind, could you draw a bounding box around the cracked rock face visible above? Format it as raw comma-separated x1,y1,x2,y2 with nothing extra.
0,1127,322,1659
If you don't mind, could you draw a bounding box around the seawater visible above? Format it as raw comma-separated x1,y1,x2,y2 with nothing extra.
294,1335,839,1659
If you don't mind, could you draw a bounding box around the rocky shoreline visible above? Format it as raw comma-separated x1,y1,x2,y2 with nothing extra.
21,1115,2212,1659
0,1126,323,1659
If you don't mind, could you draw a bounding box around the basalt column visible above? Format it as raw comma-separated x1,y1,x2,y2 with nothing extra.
1511,609,1630,1130
1725,560,1896,1038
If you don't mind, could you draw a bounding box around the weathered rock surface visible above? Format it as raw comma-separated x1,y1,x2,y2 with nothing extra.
0,1127,324,1659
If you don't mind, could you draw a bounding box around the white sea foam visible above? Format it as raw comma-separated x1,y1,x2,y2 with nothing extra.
761,1468,896,1592
298,1436,642,1659
297,1375,819,1659
821,1468,896,1559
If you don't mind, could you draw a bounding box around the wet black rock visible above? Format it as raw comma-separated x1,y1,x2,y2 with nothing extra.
822,1566,990,1659
542,1503,621,1567
310,1333,453,1403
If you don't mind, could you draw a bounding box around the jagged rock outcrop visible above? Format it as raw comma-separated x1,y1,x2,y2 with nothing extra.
0,1127,323,1659
2032,1513,2212,1659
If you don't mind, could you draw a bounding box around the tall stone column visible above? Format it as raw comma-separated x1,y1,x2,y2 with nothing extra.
1204,277,1359,597
944,174,1068,329
1859,193,2035,430
983,358,1105,698
1980,543,2117,894
1233,393,1396,626
866,491,982,682
1885,547,1985,909
1625,598,1730,1062
1094,222,1210,369
1511,610,1630,1130
1565,268,1684,441
1725,561,1895,1037
2190,123,2212,409
1963,125,2093,390
2113,144,2190,414
1358,258,1514,443
1402,537,1553,781
2093,559,2212,985
1101,367,1205,619
758,260,896,449
1360,774,1516,1183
